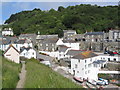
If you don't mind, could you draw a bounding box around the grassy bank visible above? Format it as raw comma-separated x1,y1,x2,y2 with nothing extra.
24,59,82,88
2,57,21,88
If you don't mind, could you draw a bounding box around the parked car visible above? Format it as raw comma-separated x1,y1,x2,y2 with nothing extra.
97,80,106,85
98,78,109,85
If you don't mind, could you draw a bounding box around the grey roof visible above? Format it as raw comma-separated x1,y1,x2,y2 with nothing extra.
36,35,58,40
66,50,84,56
63,30,76,33
58,45,70,52
19,34,36,38
74,34,85,38
72,51,98,59
17,39,26,44
20,47,32,53
37,53,54,61
85,32,104,35
2,36,18,45
93,60,106,64
63,40,76,43
40,37,58,44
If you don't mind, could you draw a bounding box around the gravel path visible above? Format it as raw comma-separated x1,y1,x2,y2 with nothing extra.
16,61,26,88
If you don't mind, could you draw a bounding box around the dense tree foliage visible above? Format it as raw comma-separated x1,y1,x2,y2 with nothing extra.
4,4,119,36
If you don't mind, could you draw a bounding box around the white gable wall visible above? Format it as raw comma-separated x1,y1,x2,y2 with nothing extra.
20,49,36,59
4,47,20,63
69,57,99,81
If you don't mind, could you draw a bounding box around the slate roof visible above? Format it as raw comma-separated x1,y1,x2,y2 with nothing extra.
93,60,106,64
66,49,84,56
40,37,58,44
36,35,58,40
72,51,98,59
58,45,70,52
20,47,32,53
85,32,104,35
63,40,76,43
17,39,26,44
19,34,36,37
37,53,54,61
2,36,18,45
63,30,76,33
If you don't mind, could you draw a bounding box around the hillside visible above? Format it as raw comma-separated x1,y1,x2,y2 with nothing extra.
4,4,119,35
24,59,82,88
2,56,21,88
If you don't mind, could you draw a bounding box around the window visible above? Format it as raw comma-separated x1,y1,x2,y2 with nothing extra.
82,68,84,70
46,47,48,50
40,44,42,46
114,58,116,61
85,71,87,74
46,44,48,46
6,54,11,56
88,70,90,73
88,64,91,67
90,59,92,62
33,53,34,55
108,58,110,61
77,71,79,73
52,44,54,46
78,60,80,63
85,65,87,69
75,64,77,68
85,60,87,63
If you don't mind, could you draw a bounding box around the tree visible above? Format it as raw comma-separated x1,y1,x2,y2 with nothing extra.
57,29,64,38
58,6,65,12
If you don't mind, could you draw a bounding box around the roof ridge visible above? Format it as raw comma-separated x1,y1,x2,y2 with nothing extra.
4,44,20,54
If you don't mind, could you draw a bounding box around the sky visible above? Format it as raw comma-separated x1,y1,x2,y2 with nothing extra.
0,1,119,24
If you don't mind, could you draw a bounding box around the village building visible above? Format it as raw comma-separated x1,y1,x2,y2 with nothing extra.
20,47,36,59
109,30,120,42
4,44,20,63
36,52,53,67
0,37,33,52
57,45,70,60
84,32,104,42
2,28,14,36
37,36,58,51
19,33,37,45
69,51,107,82
63,30,77,41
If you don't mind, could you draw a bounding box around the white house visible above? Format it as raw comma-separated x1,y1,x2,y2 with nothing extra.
1,39,33,51
4,44,20,63
56,38,80,50
2,28,14,36
95,53,120,62
69,51,107,82
57,45,70,60
20,47,36,59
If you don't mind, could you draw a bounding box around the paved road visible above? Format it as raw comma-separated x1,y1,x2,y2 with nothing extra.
16,61,26,88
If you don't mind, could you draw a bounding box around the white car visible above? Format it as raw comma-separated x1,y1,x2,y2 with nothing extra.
97,80,106,85
98,78,109,85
